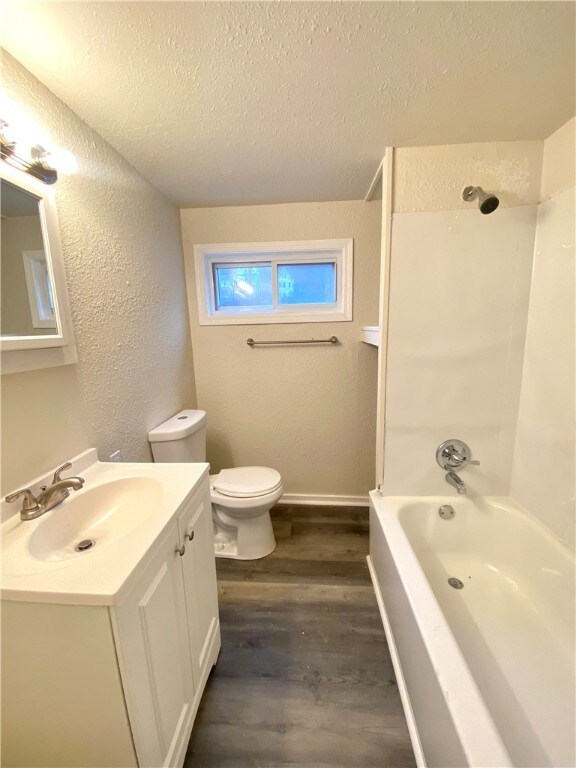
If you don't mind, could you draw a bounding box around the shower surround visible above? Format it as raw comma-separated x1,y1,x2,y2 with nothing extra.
383,126,575,543
372,121,575,767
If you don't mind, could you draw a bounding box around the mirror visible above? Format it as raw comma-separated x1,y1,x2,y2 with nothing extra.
1,162,75,368
1,179,57,337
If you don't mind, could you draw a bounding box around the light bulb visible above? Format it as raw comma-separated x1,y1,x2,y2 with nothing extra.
50,147,78,174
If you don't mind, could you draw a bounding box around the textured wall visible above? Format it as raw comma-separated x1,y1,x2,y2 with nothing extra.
1,52,196,493
181,201,381,499
393,141,543,213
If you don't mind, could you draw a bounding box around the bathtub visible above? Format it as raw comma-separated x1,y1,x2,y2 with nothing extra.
368,493,575,768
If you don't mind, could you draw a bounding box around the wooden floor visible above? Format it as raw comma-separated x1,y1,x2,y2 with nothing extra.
185,505,416,768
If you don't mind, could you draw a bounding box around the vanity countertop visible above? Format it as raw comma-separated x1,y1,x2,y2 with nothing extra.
1,449,209,606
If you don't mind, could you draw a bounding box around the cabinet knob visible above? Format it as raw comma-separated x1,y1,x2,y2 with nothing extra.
175,544,186,557
184,530,195,541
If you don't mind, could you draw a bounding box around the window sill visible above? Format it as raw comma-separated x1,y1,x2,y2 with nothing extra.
198,310,352,326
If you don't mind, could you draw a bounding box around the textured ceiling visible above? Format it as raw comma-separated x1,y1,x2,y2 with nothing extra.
1,180,40,217
1,1,575,206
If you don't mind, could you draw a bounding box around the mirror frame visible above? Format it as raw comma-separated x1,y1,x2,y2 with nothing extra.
1,161,77,373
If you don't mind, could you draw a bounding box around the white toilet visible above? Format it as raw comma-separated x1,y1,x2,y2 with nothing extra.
148,409,282,559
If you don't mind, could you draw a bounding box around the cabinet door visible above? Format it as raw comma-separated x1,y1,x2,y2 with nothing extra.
178,481,220,682
112,522,195,768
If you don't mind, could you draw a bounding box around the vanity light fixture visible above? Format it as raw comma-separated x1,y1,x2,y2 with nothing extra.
0,118,58,184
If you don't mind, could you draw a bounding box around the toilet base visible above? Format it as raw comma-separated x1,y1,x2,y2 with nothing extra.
212,505,276,560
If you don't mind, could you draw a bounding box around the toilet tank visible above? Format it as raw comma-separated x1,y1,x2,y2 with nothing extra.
148,409,207,463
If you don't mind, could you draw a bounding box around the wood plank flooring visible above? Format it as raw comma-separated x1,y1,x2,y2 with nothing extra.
185,505,416,768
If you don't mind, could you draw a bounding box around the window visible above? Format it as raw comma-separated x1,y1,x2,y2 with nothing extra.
194,239,353,325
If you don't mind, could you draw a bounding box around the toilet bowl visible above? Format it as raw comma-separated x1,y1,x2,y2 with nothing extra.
211,467,283,559
148,410,282,560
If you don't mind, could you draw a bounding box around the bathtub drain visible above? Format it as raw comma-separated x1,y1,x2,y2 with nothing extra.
448,577,464,589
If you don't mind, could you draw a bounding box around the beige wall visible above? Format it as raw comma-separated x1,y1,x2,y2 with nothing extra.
1,52,196,493
540,116,576,201
1,215,45,336
393,140,543,213
511,118,576,547
181,201,381,499
384,140,542,496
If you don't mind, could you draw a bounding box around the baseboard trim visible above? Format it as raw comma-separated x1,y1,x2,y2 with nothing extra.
278,493,369,507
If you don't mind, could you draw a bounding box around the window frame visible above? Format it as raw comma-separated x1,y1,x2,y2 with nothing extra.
22,250,57,329
193,239,353,325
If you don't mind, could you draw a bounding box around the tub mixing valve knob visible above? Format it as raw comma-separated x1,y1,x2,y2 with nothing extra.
436,440,480,470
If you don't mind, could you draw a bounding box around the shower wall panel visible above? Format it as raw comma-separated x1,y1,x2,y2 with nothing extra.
382,205,537,496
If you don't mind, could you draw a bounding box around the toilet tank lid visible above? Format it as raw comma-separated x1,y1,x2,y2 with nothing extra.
148,410,207,442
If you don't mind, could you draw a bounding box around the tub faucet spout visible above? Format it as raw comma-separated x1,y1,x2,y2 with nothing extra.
445,471,467,495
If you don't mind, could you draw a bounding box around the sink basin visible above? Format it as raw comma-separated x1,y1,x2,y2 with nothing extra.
1,449,209,602
28,477,163,562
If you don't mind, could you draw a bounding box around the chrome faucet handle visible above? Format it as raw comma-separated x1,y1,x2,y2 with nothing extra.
443,448,480,467
436,440,480,470
444,447,464,465
5,488,40,512
52,462,73,484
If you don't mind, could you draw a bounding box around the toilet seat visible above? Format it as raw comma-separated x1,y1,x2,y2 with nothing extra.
212,466,282,498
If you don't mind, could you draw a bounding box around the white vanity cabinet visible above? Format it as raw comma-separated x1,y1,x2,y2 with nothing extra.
112,480,220,768
176,481,220,681
1,476,220,768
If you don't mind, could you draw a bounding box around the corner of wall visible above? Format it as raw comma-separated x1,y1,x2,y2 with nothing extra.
540,116,576,201
1,53,197,493
393,140,544,213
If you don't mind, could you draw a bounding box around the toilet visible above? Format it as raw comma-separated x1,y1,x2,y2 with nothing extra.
148,409,282,559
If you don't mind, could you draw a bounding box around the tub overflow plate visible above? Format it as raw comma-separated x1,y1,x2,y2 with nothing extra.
439,505,455,520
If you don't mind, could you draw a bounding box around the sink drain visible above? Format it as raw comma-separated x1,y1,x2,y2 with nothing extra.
448,577,464,589
74,539,95,552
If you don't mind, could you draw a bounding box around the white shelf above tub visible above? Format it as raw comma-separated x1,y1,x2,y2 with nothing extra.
361,326,380,347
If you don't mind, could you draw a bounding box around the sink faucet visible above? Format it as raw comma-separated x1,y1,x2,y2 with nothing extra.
445,470,467,495
5,462,85,521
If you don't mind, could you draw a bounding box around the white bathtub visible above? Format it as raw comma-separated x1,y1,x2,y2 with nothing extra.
368,493,575,768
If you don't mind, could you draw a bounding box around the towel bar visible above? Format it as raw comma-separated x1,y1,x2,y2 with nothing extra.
246,336,338,346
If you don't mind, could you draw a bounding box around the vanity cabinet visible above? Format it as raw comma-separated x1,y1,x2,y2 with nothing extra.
1,478,220,768
112,481,219,768
177,484,220,680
